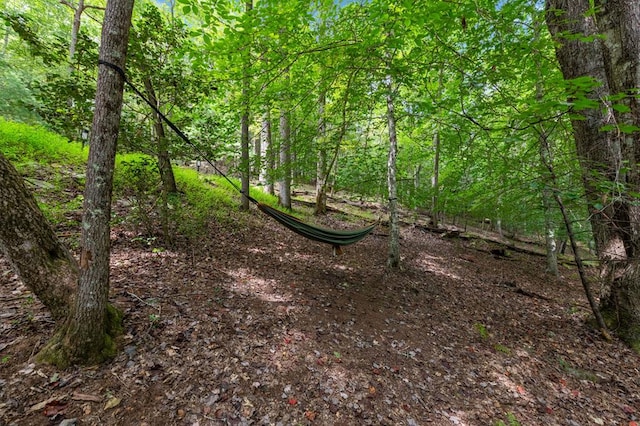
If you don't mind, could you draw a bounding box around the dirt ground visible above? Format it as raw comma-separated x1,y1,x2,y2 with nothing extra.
1,204,639,425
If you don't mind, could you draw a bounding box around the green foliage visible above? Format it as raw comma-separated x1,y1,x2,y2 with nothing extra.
114,154,162,236
473,323,489,339
0,0,600,246
173,168,237,238
0,61,41,123
494,412,521,426
0,118,86,165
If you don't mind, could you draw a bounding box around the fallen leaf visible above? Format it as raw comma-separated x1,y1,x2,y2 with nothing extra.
516,385,525,395
287,397,297,405
629,422,638,426
305,410,316,421
104,397,121,410
30,396,61,412
72,392,102,402
43,401,67,417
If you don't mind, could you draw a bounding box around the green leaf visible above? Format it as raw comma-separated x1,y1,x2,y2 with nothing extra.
619,124,640,134
182,5,190,15
612,103,631,113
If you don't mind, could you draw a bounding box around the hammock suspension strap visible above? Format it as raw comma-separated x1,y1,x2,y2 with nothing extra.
98,60,376,250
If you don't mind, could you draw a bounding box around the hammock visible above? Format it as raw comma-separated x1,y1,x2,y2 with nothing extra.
98,59,377,253
257,203,377,248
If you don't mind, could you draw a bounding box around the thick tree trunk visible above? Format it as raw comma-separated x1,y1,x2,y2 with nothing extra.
0,153,77,321
386,79,400,268
547,0,640,348
39,0,134,367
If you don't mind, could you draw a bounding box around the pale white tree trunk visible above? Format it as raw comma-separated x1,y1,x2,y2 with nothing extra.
278,108,292,209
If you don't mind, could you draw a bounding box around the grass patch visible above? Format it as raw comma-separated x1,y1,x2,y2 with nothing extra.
0,118,87,166
0,119,353,244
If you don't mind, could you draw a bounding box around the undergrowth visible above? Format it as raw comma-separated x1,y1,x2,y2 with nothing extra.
0,119,281,245
0,118,87,166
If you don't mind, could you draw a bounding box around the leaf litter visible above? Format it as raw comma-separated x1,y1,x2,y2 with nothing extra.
0,209,639,425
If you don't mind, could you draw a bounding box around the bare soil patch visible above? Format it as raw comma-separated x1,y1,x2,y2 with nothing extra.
1,207,639,425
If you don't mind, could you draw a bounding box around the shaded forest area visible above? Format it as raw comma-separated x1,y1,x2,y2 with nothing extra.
1,192,639,425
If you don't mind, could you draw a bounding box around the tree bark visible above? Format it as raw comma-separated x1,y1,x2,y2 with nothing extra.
260,110,275,195
0,153,77,321
40,0,134,366
546,0,640,348
386,77,400,268
143,76,177,195
239,0,253,211
278,107,292,209
315,91,328,215
68,0,84,69
430,128,440,227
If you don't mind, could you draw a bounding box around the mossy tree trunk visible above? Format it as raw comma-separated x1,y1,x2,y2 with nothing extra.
39,0,135,367
0,152,77,321
546,0,640,349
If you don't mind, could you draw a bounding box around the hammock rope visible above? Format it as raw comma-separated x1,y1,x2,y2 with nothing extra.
98,60,377,251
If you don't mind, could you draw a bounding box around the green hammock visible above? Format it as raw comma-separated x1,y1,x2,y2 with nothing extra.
257,203,377,248
97,60,376,252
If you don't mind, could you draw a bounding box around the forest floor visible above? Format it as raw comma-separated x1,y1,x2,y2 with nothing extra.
1,197,639,426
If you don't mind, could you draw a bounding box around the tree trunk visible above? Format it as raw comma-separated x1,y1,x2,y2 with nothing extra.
546,0,640,348
260,110,275,195
534,34,559,278
539,132,559,276
239,0,253,211
430,69,443,227
430,128,440,227
69,0,84,69
39,0,134,367
240,111,250,209
0,153,77,321
278,108,292,209
143,77,177,195
386,78,400,268
315,92,328,215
